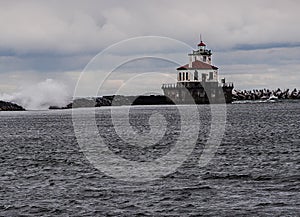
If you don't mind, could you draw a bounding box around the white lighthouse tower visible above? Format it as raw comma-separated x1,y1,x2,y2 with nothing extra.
177,39,218,83
189,40,212,64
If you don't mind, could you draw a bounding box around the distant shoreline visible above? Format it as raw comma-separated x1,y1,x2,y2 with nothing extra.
50,92,300,110
1,87,299,111
0,100,26,111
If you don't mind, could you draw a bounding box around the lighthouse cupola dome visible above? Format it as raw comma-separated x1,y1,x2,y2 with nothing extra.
198,40,206,51
198,41,206,47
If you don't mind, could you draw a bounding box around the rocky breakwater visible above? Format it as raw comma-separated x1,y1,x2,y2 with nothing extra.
0,101,25,111
233,88,300,101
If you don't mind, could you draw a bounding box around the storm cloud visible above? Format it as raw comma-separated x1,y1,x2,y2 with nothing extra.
0,0,299,96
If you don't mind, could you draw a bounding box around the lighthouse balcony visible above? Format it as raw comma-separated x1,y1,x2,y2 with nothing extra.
190,49,212,56
162,81,220,90
219,82,234,88
162,82,205,89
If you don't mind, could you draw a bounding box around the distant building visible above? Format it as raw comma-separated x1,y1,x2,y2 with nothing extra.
162,40,233,104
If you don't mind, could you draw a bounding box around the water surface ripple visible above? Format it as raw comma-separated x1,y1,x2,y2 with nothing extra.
0,102,299,216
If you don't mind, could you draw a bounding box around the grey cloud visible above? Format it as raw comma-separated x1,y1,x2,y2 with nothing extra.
233,42,300,51
0,0,300,94
1,0,300,55
0,54,92,73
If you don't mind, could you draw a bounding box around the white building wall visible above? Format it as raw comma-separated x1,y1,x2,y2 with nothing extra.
177,69,218,82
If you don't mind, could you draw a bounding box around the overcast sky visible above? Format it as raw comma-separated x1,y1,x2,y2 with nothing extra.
1,0,300,98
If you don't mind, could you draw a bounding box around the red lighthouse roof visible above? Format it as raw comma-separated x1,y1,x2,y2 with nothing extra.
198,41,206,46
177,60,218,70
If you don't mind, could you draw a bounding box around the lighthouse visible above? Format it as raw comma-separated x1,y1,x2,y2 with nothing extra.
178,39,218,83
162,39,233,104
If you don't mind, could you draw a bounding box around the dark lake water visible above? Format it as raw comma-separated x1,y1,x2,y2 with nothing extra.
0,101,299,216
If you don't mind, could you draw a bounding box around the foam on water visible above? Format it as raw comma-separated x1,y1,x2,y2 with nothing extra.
0,79,71,110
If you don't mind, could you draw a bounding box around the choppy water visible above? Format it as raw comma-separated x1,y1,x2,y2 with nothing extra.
0,101,299,216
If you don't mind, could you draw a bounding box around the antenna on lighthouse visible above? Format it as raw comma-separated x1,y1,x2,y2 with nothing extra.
200,34,202,42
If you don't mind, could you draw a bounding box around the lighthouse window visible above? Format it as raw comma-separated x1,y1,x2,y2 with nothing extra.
202,73,207,82
194,70,198,80
179,73,181,81
186,72,189,81
209,72,214,80
182,72,185,81
203,56,207,62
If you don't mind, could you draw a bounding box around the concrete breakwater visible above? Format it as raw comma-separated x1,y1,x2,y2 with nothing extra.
232,88,300,101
